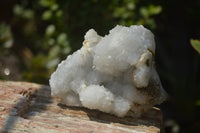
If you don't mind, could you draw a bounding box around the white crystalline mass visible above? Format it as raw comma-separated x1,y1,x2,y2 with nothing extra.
49,25,167,117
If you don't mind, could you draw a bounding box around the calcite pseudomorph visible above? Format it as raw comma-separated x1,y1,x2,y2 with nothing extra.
49,25,167,117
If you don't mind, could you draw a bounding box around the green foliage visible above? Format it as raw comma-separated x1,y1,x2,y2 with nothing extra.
190,39,200,54
112,1,162,28
4,0,162,83
0,23,13,50
10,0,71,83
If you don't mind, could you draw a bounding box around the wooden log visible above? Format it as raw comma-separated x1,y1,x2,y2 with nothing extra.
0,81,162,133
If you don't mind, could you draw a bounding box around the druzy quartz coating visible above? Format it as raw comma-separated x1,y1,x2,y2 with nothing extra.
49,25,167,117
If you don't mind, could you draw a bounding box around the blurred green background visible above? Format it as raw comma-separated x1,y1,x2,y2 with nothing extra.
0,0,200,132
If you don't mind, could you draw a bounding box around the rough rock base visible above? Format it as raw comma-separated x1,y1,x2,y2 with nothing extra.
0,81,162,133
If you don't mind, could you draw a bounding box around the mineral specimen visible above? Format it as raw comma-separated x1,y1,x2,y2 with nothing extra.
49,25,167,117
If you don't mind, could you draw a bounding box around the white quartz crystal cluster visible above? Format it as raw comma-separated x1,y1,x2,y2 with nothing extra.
49,25,167,117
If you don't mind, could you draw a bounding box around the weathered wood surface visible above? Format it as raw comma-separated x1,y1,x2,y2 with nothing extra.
0,81,162,133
